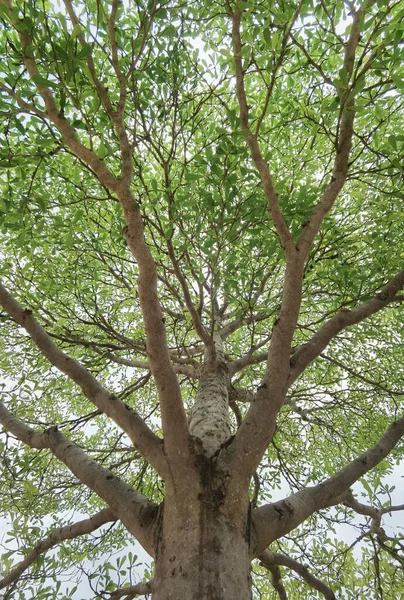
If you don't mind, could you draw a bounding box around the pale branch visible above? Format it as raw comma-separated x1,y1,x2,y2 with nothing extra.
262,560,288,600
0,509,116,590
228,386,256,404
290,269,404,383
109,581,153,599
341,490,404,567
231,4,294,257
166,240,212,346
228,352,268,375
62,0,133,183
119,190,190,459
228,386,318,425
0,402,49,450
258,550,336,600
93,350,198,378
3,0,181,424
0,283,166,475
342,490,404,537
251,414,404,556
296,2,366,258
0,403,159,556
220,311,274,341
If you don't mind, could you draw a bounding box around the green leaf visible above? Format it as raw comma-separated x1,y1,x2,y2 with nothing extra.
77,43,92,59
32,74,59,89
71,23,83,38
184,173,200,181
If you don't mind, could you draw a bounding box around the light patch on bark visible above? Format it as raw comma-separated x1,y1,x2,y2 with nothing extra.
189,335,232,457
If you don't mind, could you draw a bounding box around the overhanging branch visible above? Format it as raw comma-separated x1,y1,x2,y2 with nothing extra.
290,269,404,383
0,283,166,475
258,550,336,600
0,509,116,591
252,413,404,556
0,402,159,556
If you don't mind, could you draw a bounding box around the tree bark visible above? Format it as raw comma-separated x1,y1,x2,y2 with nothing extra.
152,454,252,600
189,334,232,458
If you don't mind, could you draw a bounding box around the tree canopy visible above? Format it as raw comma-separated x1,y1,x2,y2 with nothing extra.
0,0,404,598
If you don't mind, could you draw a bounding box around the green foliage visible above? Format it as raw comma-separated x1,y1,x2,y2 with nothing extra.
0,0,403,597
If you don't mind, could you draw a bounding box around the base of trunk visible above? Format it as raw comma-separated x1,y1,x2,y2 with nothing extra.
153,521,251,600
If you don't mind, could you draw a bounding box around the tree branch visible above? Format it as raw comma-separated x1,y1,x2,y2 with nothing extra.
1,0,191,461
109,581,153,599
225,259,305,478
290,270,404,383
224,1,377,480
0,283,166,475
62,0,133,184
231,4,295,256
296,2,368,258
0,509,116,590
259,550,336,600
119,190,190,460
167,239,212,347
0,0,120,191
261,558,288,600
252,413,404,556
0,402,159,556
228,351,268,376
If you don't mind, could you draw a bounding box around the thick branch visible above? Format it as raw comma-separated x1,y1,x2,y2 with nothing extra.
296,3,366,257
109,581,153,599
262,560,288,600
0,283,166,475
228,352,268,376
251,414,404,556
119,191,190,460
0,403,159,556
225,259,304,479
0,509,116,590
290,270,404,383
0,402,49,449
231,5,294,256
98,351,198,378
224,2,375,479
259,550,336,600
2,0,190,461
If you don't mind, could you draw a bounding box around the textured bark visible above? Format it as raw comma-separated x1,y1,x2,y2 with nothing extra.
152,454,252,600
153,518,251,600
189,335,232,457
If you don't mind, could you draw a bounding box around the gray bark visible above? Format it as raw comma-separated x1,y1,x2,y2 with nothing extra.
189,334,232,457
152,455,252,600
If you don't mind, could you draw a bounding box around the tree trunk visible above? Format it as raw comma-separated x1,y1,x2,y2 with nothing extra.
152,336,252,599
152,467,252,600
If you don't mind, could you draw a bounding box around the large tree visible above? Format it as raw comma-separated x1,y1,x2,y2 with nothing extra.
0,0,403,598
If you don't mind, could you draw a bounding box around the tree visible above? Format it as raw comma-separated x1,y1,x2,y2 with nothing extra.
0,0,403,597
